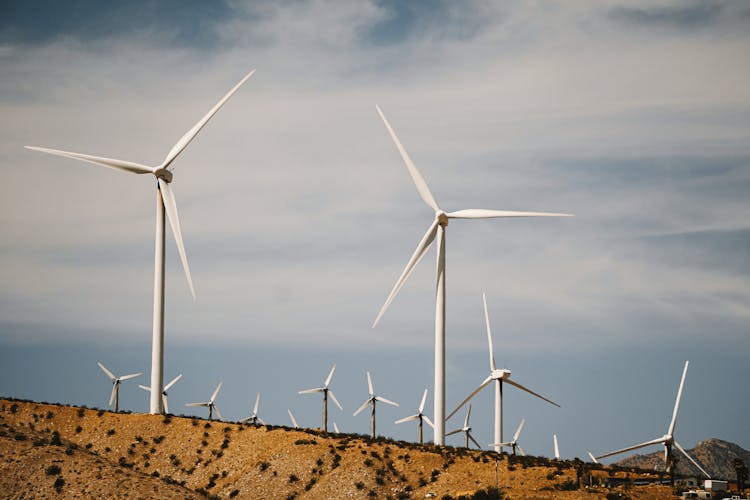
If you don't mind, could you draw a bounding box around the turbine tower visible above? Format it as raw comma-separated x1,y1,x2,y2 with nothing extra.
490,418,526,456
241,393,265,425
593,361,710,477
447,293,560,452
27,70,255,414
98,362,141,412
372,106,572,445
186,382,223,421
139,373,182,414
353,371,399,438
446,404,480,449
395,388,434,444
298,364,343,432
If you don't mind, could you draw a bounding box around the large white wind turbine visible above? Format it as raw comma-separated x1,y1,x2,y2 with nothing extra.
139,373,182,414
446,404,480,449
372,106,571,445
241,393,265,425
593,361,710,477
353,371,399,438
186,382,223,421
298,364,343,432
395,388,434,444
98,362,141,412
489,418,526,456
447,293,560,452
26,70,255,415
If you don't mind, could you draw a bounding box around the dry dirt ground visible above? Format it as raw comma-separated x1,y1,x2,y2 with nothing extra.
0,398,678,499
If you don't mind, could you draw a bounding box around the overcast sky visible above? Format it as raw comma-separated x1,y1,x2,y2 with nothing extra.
1,0,748,463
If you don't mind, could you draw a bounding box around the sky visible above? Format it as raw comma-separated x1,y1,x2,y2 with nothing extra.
0,0,748,464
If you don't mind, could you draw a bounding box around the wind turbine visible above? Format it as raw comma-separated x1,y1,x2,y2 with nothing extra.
353,371,399,438
372,106,572,445
553,434,560,460
186,382,223,421
447,293,560,452
446,404,480,449
490,418,526,456
395,388,434,444
298,364,343,432
98,362,141,412
26,70,255,415
288,409,299,429
139,373,181,414
241,393,265,425
592,361,710,477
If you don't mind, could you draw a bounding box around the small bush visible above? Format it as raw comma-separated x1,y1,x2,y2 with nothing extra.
106,429,116,436
364,458,374,467
46,464,62,475
75,426,82,434
53,477,65,491
259,461,270,471
77,408,85,417
229,490,239,498
10,403,18,413
289,474,299,483
355,481,365,490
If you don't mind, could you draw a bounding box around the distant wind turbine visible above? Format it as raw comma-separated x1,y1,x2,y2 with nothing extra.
288,409,299,429
298,364,342,432
446,404,480,449
186,382,223,421
98,362,141,413
395,389,434,444
593,361,710,477
139,373,182,414
372,106,572,445
490,418,526,456
447,293,560,452
353,371,399,438
241,393,265,425
26,70,255,415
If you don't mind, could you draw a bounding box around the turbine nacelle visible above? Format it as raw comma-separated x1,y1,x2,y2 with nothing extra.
436,211,449,227
154,168,173,183
491,369,511,380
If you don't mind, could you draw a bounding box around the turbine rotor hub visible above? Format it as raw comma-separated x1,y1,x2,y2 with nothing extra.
491,369,511,380
436,211,449,227
155,168,173,183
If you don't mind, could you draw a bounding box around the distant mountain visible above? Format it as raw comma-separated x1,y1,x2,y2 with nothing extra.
616,438,750,480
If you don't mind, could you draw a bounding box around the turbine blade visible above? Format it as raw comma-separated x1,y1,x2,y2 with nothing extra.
161,69,256,169
465,404,472,427
372,220,439,327
596,436,666,459
513,418,526,442
445,429,462,436
668,361,689,437
468,433,481,449
325,364,336,387
446,376,492,421
164,374,182,391
375,105,440,212
395,414,419,424
257,417,265,425
139,385,151,392
504,378,560,408
367,371,374,396
446,209,573,219
517,445,526,457
674,441,710,478
588,452,598,464
119,372,141,381
162,394,169,414
423,415,434,429
98,362,116,381
482,292,496,371
25,146,156,175
213,405,223,421
253,393,260,415
333,422,339,433
554,434,560,459
419,388,428,413
210,382,222,403
287,409,298,428
375,396,399,407
299,388,325,394
329,390,343,411
185,402,209,407
353,400,371,416
109,384,117,406
158,179,196,300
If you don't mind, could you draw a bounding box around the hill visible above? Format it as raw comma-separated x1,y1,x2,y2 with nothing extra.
616,438,750,480
0,398,685,499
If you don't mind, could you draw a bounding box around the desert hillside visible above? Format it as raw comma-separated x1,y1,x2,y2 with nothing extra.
0,398,688,499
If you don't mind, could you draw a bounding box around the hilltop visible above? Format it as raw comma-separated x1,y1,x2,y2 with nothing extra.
0,398,687,499
616,438,750,480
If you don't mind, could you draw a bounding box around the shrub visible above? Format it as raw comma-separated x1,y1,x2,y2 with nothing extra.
75,426,82,434
106,429,116,436
77,408,85,417
289,474,299,483
10,403,18,413
46,411,54,419
259,461,270,471
46,464,62,475
364,458,374,467
53,477,64,491
355,481,365,490
229,490,239,498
